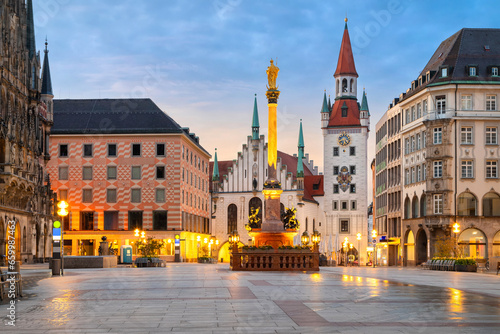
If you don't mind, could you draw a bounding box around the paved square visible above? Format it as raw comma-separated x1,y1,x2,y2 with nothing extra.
2,264,500,333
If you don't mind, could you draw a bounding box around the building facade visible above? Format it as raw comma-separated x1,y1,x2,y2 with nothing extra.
47,98,211,262
0,0,55,264
321,20,370,264
377,28,500,267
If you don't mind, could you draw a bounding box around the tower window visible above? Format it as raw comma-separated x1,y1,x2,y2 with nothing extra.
349,147,356,156
342,79,348,93
333,147,339,156
333,166,339,175
492,67,499,76
333,184,339,194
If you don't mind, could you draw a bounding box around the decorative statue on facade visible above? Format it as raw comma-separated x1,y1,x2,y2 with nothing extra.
245,207,261,231
266,59,279,90
281,207,299,230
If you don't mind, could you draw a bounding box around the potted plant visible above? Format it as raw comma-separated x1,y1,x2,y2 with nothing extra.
455,258,477,272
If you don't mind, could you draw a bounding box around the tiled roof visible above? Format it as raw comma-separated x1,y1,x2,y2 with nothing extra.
334,24,358,77
303,175,324,204
52,98,209,154
327,99,361,127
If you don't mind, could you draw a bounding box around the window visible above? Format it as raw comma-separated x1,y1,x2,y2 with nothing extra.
405,109,410,124
131,189,141,203
107,166,117,180
156,166,165,179
433,127,442,144
350,165,356,175
469,66,477,76
422,131,427,148
486,160,498,178
461,160,473,178
59,144,68,157
341,201,348,210
433,194,443,214
131,166,141,180
351,201,357,210
80,212,94,230
405,169,409,185
411,167,415,183
82,166,93,180
461,127,473,144
333,166,339,175
416,133,421,150
333,147,339,156
104,211,118,230
82,189,92,203
483,193,500,216
153,211,168,230
128,211,143,230
332,201,338,210
441,67,448,77
59,166,68,180
422,163,427,180
249,197,263,227
411,136,415,152
423,100,428,114
433,161,443,178
405,138,410,154
340,219,349,233
461,95,472,110
417,165,421,182
486,127,497,144
83,144,93,157
156,188,165,203
131,143,141,157
417,103,422,118
436,96,446,114
457,192,477,216
411,106,416,121
59,189,68,201
350,184,356,193
486,95,496,111
107,189,117,203
156,143,165,156
108,144,117,157
349,147,356,156
333,184,339,194
492,67,499,76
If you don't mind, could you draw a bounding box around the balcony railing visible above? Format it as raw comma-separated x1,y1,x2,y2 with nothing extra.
230,248,319,271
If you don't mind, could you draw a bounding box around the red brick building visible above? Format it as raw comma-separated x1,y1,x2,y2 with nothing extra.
47,99,211,261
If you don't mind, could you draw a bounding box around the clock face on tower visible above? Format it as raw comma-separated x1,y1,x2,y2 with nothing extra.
338,132,351,146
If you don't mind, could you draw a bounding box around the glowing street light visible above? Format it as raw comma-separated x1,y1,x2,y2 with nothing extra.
372,229,377,268
357,233,362,267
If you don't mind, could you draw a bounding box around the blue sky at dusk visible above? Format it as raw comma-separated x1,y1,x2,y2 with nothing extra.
33,0,500,172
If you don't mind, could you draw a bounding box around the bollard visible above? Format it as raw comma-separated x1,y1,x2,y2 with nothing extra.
52,259,61,276
14,261,21,273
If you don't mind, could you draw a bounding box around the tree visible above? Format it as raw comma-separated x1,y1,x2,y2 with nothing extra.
434,235,465,258
137,238,164,259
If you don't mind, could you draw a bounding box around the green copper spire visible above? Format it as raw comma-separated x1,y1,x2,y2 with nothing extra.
321,91,329,114
360,89,369,112
252,94,260,140
212,149,219,181
297,120,304,178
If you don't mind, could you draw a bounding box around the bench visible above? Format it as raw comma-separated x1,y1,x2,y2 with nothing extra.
0,268,22,301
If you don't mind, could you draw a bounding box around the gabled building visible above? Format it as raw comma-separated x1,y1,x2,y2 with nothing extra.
47,98,211,261
0,0,55,264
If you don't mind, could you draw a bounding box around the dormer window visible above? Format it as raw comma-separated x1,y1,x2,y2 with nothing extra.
341,102,348,117
411,81,416,90
469,66,477,76
441,67,448,77
418,76,423,86
492,67,499,76
426,71,431,82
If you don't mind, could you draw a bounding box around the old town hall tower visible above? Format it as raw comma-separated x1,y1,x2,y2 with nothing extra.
322,19,370,259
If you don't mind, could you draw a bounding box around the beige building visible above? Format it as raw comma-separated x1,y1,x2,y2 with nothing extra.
389,28,500,267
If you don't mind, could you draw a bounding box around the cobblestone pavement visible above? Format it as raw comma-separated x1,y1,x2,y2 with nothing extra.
1,264,500,333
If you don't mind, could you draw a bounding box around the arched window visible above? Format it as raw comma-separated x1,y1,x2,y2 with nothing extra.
493,231,500,257
342,79,348,93
412,196,419,218
458,228,486,258
457,192,477,216
227,204,237,234
404,197,411,219
350,78,354,93
420,194,427,217
313,219,316,231
483,192,500,216
248,197,262,228
406,230,415,261
336,79,340,95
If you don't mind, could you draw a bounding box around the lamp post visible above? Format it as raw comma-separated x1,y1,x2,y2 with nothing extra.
229,230,240,269
343,237,349,267
196,235,201,259
357,232,362,267
311,230,321,252
372,229,378,268
452,223,460,258
301,231,310,247
56,200,69,276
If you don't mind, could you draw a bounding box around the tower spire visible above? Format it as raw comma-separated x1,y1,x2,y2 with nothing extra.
334,19,358,78
321,91,329,114
360,89,369,113
41,39,53,96
212,148,219,181
252,94,260,140
297,120,305,178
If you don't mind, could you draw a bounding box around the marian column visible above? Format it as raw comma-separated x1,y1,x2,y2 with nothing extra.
262,59,283,231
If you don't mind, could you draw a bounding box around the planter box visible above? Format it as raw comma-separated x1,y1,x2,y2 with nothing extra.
197,258,215,264
455,264,477,272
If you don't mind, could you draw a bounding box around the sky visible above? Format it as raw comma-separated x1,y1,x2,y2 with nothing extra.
33,0,500,174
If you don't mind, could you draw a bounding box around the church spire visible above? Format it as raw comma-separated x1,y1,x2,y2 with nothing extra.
252,94,260,140
41,40,53,96
297,120,305,178
26,0,36,59
321,91,329,114
334,18,358,78
360,89,369,113
212,148,220,181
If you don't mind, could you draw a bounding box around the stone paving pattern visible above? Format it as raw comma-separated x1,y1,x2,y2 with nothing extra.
1,264,500,333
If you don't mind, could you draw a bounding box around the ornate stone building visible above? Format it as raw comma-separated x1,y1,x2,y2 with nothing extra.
0,0,55,263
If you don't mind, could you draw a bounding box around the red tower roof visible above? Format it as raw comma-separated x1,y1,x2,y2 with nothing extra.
334,22,358,78
328,99,361,127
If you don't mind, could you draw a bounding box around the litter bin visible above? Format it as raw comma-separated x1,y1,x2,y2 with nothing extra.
52,259,61,276
120,245,133,264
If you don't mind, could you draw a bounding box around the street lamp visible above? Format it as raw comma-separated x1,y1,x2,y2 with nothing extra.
452,223,460,257
372,229,378,268
196,235,201,259
343,237,349,267
301,231,310,246
357,232,362,267
56,200,69,276
311,230,321,251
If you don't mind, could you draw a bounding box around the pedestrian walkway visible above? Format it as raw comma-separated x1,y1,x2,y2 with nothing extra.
1,264,499,333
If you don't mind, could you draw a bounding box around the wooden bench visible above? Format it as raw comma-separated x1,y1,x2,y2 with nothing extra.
0,268,22,301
